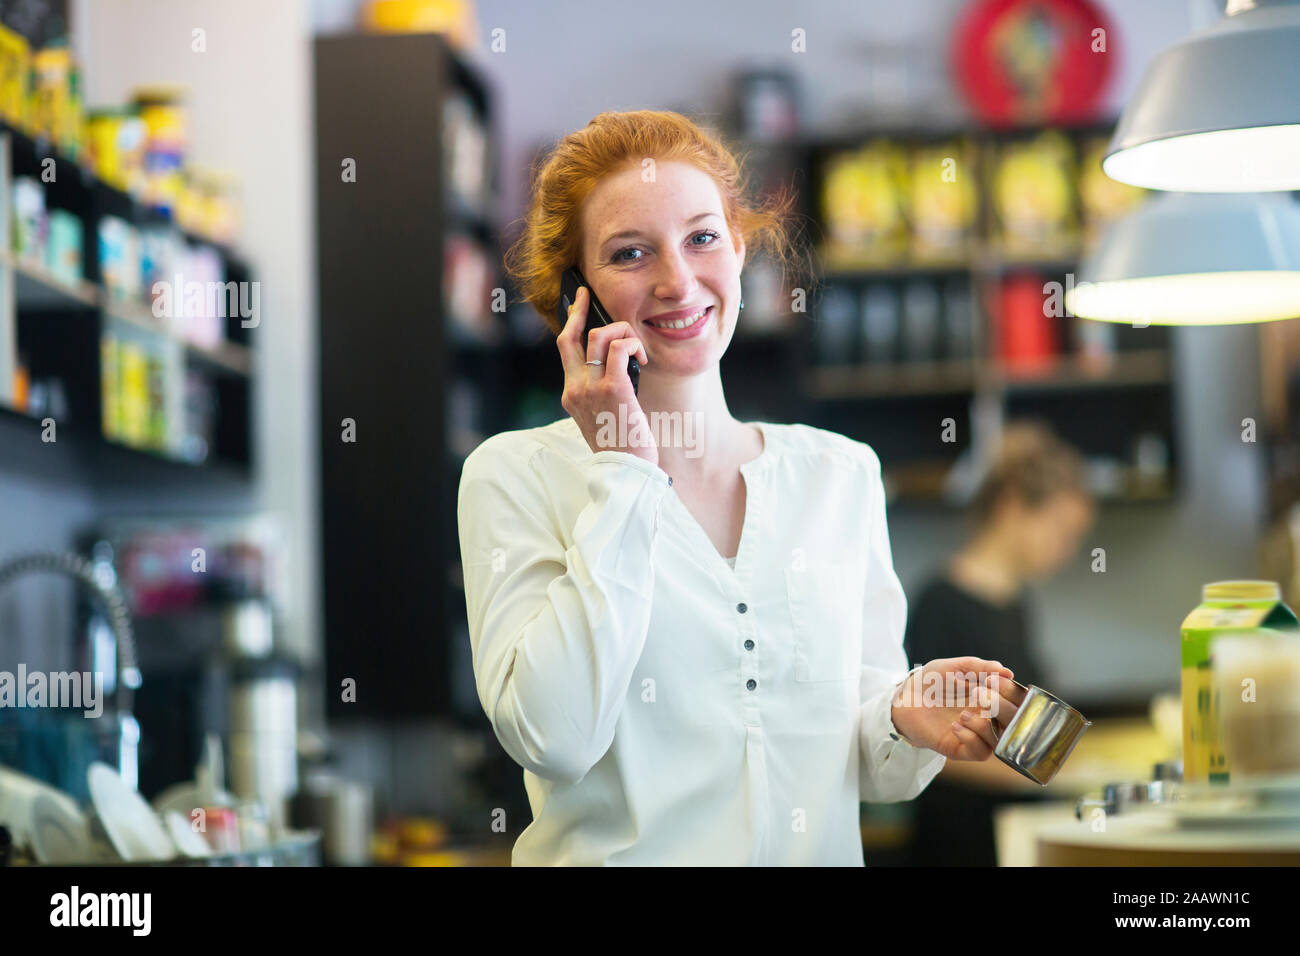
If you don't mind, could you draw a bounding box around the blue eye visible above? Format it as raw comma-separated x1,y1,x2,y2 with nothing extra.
610,230,721,264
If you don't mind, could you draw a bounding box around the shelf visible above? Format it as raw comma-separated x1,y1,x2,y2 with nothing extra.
5,251,100,308
0,401,251,484
881,457,1174,507
822,246,972,277
186,340,253,376
98,296,254,377
101,295,167,334
2,244,255,381
1,398,202,469
987,350,1170,392
99,432,200,466
971,241,1083,273
882,460,961,504
731,323,800,342
1101,486,1175,504
806,359,979,398
804,350,1169,400
821,242,1084,280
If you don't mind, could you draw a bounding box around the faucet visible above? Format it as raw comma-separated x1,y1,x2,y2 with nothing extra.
0,550,142,789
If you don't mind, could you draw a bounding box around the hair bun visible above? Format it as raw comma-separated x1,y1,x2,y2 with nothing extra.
972,420,1089,523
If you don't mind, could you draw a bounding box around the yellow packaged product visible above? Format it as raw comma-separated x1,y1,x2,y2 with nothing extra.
88,109,148,195
0,24,29,127
175,169,203,234
133,86,186,213
30,45,74,146
100,335,120,440
119,340,149,446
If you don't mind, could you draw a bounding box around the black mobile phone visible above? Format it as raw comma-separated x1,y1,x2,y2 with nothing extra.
558,266,640,395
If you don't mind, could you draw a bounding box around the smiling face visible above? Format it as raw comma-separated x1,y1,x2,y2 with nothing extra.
579,160,745,377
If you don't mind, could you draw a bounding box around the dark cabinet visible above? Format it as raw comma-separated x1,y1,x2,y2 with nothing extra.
315,33,495,719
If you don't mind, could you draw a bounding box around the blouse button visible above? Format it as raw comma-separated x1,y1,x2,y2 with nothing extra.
736,602,747,613
667,476,673,486
744,639,754,651
746,679,757,691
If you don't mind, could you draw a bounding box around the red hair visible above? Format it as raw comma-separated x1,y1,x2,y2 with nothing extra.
504,109,807,334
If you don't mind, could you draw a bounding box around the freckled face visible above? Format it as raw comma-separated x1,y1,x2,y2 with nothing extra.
579,160,745,376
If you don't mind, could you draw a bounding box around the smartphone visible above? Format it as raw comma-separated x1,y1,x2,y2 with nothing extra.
558,266,640,395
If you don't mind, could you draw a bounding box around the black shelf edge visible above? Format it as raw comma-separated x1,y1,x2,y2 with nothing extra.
0,402,252,484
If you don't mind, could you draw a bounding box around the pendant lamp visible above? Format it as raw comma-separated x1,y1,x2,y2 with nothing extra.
1103,0,1300,192
1065,191,1300,324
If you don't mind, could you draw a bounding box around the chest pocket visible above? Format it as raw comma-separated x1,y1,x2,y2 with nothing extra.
784,563,864,681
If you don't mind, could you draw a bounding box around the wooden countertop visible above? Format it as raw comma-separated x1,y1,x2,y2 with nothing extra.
997,802,1300,866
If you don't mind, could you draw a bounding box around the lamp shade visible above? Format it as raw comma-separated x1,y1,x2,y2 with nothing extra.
1103,0,1300,192
1065,192,1300,324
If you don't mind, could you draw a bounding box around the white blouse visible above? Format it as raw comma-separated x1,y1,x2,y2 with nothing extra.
456,415,946,865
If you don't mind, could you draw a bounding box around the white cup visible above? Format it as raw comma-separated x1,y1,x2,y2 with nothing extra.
1211,632,1300,779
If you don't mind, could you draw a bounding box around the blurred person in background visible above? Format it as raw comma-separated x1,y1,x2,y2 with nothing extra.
903,422,1096,866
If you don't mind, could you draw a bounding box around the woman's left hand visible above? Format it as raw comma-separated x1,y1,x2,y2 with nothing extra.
889,657,1024,760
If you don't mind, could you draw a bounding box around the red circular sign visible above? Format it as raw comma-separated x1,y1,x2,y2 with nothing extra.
952,0,1116,126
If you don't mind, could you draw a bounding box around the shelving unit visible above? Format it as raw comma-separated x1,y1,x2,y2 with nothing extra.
781,121,1179,504
316,32,497,721
0,120,255,480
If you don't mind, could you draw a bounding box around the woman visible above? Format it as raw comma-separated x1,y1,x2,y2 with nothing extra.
458,110,1024,865
903,423,1096,866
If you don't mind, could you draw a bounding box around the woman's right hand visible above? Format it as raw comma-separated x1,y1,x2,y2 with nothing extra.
891,657,1022,760
558,286,658,467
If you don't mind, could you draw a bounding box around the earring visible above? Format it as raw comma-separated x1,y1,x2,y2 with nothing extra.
739,297,745,311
